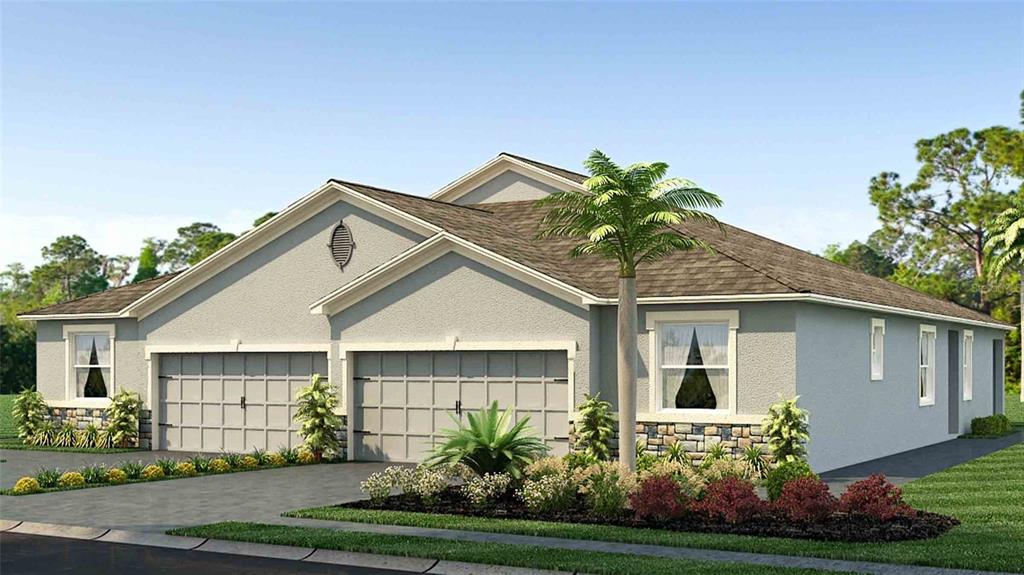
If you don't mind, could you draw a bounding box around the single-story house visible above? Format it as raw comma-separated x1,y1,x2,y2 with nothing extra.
20,153,1011,472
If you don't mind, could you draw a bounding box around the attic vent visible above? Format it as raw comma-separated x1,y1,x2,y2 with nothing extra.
328,221,353,269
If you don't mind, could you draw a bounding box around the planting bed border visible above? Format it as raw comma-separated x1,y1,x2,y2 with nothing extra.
0,439,140,454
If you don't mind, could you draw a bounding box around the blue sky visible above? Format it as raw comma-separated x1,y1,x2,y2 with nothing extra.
2,2,1021,269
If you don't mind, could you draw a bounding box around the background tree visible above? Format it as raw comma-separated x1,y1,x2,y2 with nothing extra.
537,150,722,470
102,255,136,287
986,198,1024,401
132,238,165,283
823,238,895,278
252,211,278,227
34,235,106,302
163,223,237,270
1,264,37,394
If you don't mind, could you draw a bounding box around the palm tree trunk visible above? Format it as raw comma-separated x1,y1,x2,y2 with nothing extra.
617,277,638,471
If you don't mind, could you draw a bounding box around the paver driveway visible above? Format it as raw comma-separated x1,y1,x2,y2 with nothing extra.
0,449,389,533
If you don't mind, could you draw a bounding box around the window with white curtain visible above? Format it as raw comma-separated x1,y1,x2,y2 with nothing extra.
659,322,730,411
870,318,885,381
963,330,974,401
73,333,111,398
919,325,936,406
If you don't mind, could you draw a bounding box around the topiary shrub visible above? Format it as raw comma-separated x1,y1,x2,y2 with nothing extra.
12,389,48,443
173,461,197,476
774,476,837,522
106,468,128,484
574,394,616,460
57,471,86,488
762,396,810,464
141,465,165,480
209,458,230,473
106,389,142,448
630,474,691,521
839,474,914,521
764,459,816,501
694,477,765,524
13,477,42,494
294,374,342,462
970,414,1012,436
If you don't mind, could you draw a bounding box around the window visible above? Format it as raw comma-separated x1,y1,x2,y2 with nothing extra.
659,322,730,411
963,330,974,401
870,318,885,381
919,325,936,406
64,325,115,401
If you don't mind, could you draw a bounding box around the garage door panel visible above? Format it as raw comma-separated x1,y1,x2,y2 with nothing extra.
245,429,266,451
202,404,222,426
181,380,202,401
546,382,568,409
381,435,406,460
268,430,290,450
162,403,179,425
434,381,458,405
223,429,244,452
164,427,181,449
545,412,565,437
312,353,328,377
487,353,513,377
224,404,244,427
202,428,221,452
516,382,545,408
162,379,180,401
181,427,201,450
361,408,380,433
267,405,289,427
381,407,405,432
489,381,514,405
202,379,222,401
515,352,544,377
182,355,202,376
461,381,486,408
408,435,432,460
246,406,266,428
382,353,405,376
407,409,432,433
245,380,266,403
407,380,432,406
407,352,432,376
460,352,486,377
357,380,380,405
181,403,201,425
160,355,181,376
201,354,223,375
433,353,458,376
381,380,405,405
267,380,290,403
267,354,289,376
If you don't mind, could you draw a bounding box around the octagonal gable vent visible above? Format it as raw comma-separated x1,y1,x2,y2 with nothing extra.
328,221,353,269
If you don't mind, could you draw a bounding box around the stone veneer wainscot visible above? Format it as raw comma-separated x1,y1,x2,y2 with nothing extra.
569,420,771,461
46,407,153,449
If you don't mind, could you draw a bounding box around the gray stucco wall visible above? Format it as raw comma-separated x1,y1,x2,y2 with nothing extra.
592,302,798,417
455,171,564,205
795,302,1004,472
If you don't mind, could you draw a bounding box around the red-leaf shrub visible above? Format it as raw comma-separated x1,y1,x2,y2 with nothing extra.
838,474,914,521
694,477,765,524
774,476,837,522
630,474,689,521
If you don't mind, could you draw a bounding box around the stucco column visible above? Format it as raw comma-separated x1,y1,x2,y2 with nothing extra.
618,277,637,471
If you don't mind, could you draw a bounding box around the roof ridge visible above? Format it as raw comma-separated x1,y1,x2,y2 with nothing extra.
330,179,494,214
499,152,590,181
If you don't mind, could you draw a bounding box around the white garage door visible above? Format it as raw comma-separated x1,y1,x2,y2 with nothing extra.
158,352,327,453
352,350,570,462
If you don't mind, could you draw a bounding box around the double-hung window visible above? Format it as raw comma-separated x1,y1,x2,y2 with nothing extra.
64,325,115,401
963,330,974,401
870,318,885,381
647,310,738,415
919,325,936,406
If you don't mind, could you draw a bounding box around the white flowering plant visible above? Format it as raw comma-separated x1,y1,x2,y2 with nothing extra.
462,472,513,507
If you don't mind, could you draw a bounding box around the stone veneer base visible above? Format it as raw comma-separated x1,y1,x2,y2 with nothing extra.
46,407,152,449
569,420,770,460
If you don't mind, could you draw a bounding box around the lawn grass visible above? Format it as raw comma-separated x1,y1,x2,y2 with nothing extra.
169,522,845,575
0,395,17,438
283,444,1024,573
1007,390,1023,426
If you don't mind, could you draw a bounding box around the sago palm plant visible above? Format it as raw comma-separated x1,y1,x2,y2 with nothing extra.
536,149,722,469
294,374,342,461
427,401,549,478
986,198,1024,401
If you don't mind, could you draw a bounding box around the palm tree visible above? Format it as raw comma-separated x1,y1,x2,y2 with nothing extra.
985,198,1024,402
536,150,722,470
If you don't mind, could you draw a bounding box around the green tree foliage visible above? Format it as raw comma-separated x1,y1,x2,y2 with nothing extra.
822,239,895,278
106,389,142,447
294,374,342,461
986,198,1024,398
163,223,238,270
102,255,135,287
34,235,107,302
131,238,164,283
252,212,278,227
762,396,810,464
574,394,616,460
427,401,549,478
12,389,48,441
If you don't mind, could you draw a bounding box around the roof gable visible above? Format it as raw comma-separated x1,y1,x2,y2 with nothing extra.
430,153,586,204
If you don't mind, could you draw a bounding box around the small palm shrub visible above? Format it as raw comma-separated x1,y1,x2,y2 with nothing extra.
94,429,114,449
250,448,269,465
120,461,144,480
76,424,101,449
631,474,690,521
35,467,61,488
80,465,108,484
57,471,86,488
741,444,771,479
30,421,55,446
635,441,659,472
188,456,211,473
52,422,77,447
428,401,549,478
105,390,142,448
106,468,128,484
764,459,816,501
13,389,48,442
222,453,243,468
209,458,230,473
775,476,837,522
575,462,635,518
266,452,287,467
239,455,259,469
701,442,729,467
155,458,177,475
294,374,342,461
762,396,810,464
277,447,299,464
663,442,690,465
173,461,197,476
574,394,615,460
141,465,165,480
694,478,765,524
13,477,42,494
838,475,914,521
462,472,513,507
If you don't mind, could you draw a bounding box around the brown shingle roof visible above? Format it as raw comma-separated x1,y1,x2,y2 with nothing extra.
20,272,181,316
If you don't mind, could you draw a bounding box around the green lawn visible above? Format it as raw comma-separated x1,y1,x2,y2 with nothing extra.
169,522,847,575
0,395,16,438
281,443,1024,573
1007,390,1023,426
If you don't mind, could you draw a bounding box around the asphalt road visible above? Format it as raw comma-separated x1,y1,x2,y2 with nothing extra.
0,533,409,575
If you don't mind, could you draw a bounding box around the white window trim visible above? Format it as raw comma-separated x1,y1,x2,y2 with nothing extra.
645,310,739,417
919,324,936,407
963,330,974,401
870,318,885,381
62,324,116,407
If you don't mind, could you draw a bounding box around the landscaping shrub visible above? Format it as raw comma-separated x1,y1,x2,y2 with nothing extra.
774,476,837,522
576,462,635,518
250,448,269,465
970,414,1012,436
462,472,513,506
141,465,165,480
839,474,914,521
155,458,177,475
764,459,816,501
296,449,316,465
635,441,659,472
762,396,810,464
223,453,243,468
525,457,568,480
94,429,114,449
701,442,729,466
34,467,61,488
239,455,259,469
80,465,108,484
639,460,706,498
174,461,197,476
53,422,77,447
520,473,577,514
574,393,615,460
13,477,41,494
277,447,299,464
30,421,55,446
741,444,771,479
12,389,47,442
295,374,342,461
76,423,101,449
266,452,287,467
663,442,690,465
120,460,144,480
106,468,128,484
361,470,396,503
701,458,753,483
694,478,765,524
404,466,449,503
630,474,690,521
428,401,548,478
57,471,86,488
188,456,211,473
562,451,599,471
106,389,142,447
209,458,230,473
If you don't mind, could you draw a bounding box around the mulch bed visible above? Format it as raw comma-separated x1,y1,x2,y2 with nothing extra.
343,488,959,543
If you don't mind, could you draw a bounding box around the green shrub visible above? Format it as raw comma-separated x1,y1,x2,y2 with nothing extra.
741,444,771,479
266,452,287,467
120,460,144,480
80,465,108,484
250,448,269,465
57,471,86,488
173,461,197,476
574,394,615,460
30,421,55,446
94,429,114,449
106,468,128,484
663,442,690,465
53,422,77,447
35,467,61,488
222,453,243,468
427,401,549,478
76,423,101,449
13,477,41,494
12,389,48,442
762,396,810,464
635,441,659,472
520,473,577,514
106,390,142,448
702,458,754,483
188,456,211,473
462,472,513,507
700,442,729,468
294,374,342,461
141,465,164,480
239,455,259,469
277,447,299,464
576,462,635,518
971,414,1012,436
155,458,176,475
296,449,316,464
764,459,816,501
562,451,599,471
209,458,230,473
361,469,396,503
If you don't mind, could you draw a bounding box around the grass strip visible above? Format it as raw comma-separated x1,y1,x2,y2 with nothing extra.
286,443,1024,573
0,440,140,454
169,521,847,575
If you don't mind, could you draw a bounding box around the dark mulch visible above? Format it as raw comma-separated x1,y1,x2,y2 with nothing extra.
343,488,958,543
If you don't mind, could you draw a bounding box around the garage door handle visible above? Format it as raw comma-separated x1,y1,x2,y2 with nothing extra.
241,396,246,410
353,430,370,434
